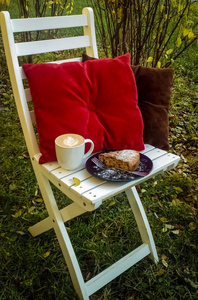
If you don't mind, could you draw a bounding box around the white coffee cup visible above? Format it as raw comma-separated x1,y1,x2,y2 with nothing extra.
55,134,94,170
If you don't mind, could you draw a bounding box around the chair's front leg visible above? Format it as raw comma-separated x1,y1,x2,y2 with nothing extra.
125,186,159,263
32,165,89,300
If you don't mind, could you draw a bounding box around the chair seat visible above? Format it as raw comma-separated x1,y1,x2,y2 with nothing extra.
36,144,180,211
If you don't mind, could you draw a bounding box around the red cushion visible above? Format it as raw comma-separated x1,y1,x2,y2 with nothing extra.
23,53,144,163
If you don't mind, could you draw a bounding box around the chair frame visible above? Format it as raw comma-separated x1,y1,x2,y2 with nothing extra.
0,8,180,299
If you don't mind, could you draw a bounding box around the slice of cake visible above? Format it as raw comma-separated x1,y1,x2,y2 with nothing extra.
99,150,140,171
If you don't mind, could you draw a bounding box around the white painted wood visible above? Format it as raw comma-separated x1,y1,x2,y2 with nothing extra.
126,187,159,263
82,7,98,58
86,244,150,296
29,203,86,237
11,14,88,32
31,163,89,299
15,35,90,56
0,11,40,159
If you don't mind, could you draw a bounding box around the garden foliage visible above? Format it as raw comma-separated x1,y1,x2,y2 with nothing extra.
89,0,198,67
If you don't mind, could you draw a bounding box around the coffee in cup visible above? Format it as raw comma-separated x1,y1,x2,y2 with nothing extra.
55,134,94,170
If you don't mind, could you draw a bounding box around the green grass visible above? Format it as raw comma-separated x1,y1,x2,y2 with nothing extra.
0,2,198,299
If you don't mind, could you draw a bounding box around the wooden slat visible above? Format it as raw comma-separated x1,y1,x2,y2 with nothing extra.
20,57,82,80
30,110,36,123
86,244,150,296
11,15,88,33
16,36,90,56
39,147,180,207
25,88,32,102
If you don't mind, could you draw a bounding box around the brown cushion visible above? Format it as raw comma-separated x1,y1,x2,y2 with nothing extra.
82,54,174,151
131,65,174,150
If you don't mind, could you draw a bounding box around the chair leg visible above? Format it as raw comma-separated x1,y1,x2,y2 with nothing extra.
28,203,87,237
125,186,159,263
33,170,89,300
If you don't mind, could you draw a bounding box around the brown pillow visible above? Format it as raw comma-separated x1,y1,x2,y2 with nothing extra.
82,54,174,150
131,65,174,150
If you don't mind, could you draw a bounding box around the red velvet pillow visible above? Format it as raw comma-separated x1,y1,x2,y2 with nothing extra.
82,54,174,151
23,53,144,163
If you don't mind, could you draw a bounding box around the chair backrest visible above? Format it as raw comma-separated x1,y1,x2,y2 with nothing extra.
0,8,98,160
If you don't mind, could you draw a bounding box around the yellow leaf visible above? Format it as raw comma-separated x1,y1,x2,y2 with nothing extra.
176,37,182,48
158,201,163,207
12,209,22,218
156,269,165,276
188,31,195,39
162,227,168,233
183,28,190,37
189,244,196,248
147,56,153,63
66,227,71,232
73,177,81,186
192,137,198,140
171,230,180,235
165,224,174,230
35,198,43,203
189,222,196,230
109,201,116,207
160,4,164,13
172,198,182,206
174,187,183,193
43,251,50,258
166,49,173,55
157,61,161,68
16,231,25,235
162,259,168,268
160,217,167,222
161,254,168,260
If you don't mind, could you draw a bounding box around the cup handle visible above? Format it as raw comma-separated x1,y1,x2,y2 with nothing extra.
84,139,94,159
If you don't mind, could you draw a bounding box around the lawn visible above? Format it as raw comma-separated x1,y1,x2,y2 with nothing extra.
0,1,198,300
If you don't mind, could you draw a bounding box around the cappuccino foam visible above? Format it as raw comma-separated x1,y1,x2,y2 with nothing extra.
56,134,84,147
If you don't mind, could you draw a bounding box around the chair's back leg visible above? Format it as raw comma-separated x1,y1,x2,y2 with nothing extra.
125,186,159,263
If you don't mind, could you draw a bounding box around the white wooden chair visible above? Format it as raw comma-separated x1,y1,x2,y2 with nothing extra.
0,8,180,300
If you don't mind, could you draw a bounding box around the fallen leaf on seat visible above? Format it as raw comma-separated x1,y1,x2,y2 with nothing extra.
73,177,81,186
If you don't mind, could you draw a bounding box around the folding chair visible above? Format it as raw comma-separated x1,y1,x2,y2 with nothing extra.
0,8,180,299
